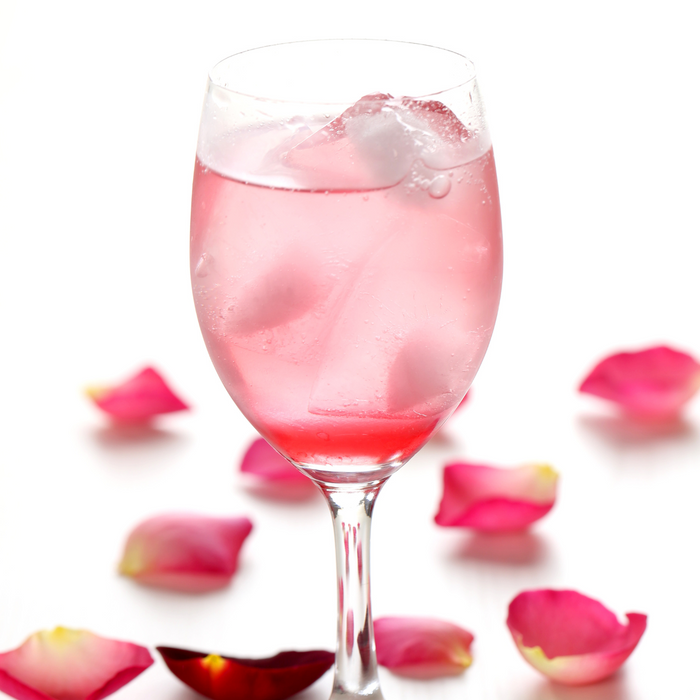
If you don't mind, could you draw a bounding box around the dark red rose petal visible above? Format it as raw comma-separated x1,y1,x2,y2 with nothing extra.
157,647,334,700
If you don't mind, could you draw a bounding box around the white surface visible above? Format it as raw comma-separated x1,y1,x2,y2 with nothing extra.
1,1,699,699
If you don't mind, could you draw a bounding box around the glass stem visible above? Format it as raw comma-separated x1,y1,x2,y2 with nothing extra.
321,481,387,700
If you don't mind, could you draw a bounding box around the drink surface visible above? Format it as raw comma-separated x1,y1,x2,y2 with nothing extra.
191,96,503,472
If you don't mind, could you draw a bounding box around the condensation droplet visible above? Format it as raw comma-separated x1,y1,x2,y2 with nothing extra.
195,253,211,278
428,176,451,199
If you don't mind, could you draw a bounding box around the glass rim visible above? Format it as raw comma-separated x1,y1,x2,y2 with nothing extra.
207,38,478,105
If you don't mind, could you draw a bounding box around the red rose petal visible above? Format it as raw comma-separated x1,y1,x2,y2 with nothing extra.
239,438,317,501
86,366,189,423
579,345,700,418
157,647,334,700
435,462,558,532
119,514,253,592
507,589,647,685
0,627,153,700
374,617,474,679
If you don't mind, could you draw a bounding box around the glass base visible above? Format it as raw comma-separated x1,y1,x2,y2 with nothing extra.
329,684,386,700
293,460,403,487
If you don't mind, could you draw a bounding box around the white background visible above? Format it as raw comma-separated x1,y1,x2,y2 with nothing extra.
1,1,699,699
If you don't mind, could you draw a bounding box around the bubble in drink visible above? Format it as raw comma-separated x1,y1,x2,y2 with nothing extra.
429,175,451,199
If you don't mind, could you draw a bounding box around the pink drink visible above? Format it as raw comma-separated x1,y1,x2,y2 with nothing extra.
191,96,502,471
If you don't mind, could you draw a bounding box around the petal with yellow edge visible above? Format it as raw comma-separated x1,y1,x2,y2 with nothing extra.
119,513,253,592
86,366,189,423
157,647,334,700
579,345,700,419
374,617,474,679
239,438,317,501
507,589,647,685
0,627,153,700
434,462,558,532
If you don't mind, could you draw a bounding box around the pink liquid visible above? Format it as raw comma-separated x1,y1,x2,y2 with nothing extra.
191,130,502,472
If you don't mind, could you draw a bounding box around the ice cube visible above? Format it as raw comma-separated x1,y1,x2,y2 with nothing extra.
308,317,475,418
307,209,483,417
226,262,322,336
284,93,412,190
391,97,477,171
284,94,477,191
299,93,393,148
386,327,474,414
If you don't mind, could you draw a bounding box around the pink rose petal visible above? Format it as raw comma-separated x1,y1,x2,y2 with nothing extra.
435,462,558,532
374,617,474,679
0,627,153,700
579,345,700,418
507,589,647,685
119,513,253,592
86,367,189,423
240,438,317,501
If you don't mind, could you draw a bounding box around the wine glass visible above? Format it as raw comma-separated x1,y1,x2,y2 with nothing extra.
190,39,502,699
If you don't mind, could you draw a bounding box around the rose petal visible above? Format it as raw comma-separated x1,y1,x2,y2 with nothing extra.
156,647,334,700
434,462,558,532
0,627,153,700
507,589,647,685
579,345,700,418
119,514,253,592
374,617,474,679
86,367,189,423
239,439,317,501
